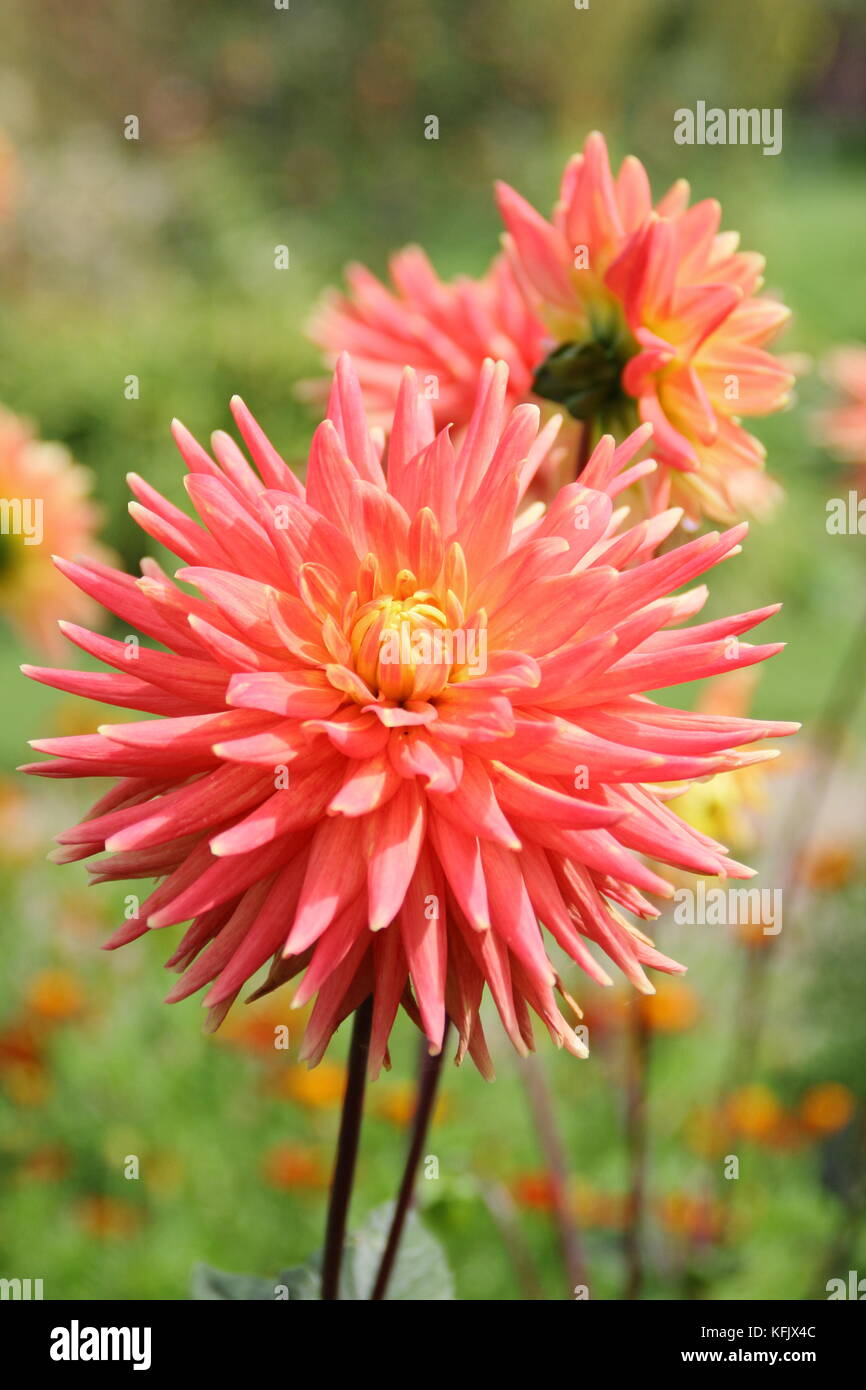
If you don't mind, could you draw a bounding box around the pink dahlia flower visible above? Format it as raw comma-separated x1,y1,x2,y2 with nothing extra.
497,132,793,524
24,356,796,1077
308,247,545,431
312,134,793,526
815,345,866,474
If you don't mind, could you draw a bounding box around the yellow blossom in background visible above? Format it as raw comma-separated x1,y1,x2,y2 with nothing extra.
725,1083,785,1142
798,843,859,893
279,1061,347,1111
25,968,84,1023
635,979,701,1034
371,1080,448,1129
799,1083,856,1136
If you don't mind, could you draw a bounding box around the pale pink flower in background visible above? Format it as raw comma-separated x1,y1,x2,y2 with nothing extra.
308,247,544,429
815,345,866,477
24,356,796,1076
0,407,108,655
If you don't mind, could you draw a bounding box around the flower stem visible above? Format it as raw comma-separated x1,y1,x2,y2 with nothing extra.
320,996,373,1300
480,1180,546,1300
623,1002,651,1300
575,418,594,477
519,1052,589,1294
370,1021,450,1300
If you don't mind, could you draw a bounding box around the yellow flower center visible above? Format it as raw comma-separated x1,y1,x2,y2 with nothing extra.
350,570,451,701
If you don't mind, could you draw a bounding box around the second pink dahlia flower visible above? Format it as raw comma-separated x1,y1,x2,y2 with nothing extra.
497,133,793,523
312,134,794,527
24,356,795,1076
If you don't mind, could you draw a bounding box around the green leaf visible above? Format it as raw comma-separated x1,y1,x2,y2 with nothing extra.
190,1264,280,1301
190,1202,455,1300
348,1202,455,1300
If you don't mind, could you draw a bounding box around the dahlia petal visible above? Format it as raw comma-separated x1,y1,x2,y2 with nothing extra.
285,816,367,953
96,710,270,756
365,780,426,931
184,475,286,587
486,568,617,655
175,569,288,653
452,908,527,1055
388,731,463,792
455,358,510,507
571,639,784,703
290,897,369,1010
52,557,202,658
298,933,373,1067
428,811,490,932
304,707,389,758
328,751,401,817
398,847,447,1049
212,719,312,765
491,762,624,830
209,759,344,856
165,880,273,1003
478,841,555,986
170,418,222,479
229,395,304,495
495,182,574,309
369,925,408,1079
126,492,228,569
56,621,229,702
429,754,520,850
327,352,388,487
147,833,299,928
227,670,343,719
516,842,612,985
22,664,205,718
407,507,445,590
105,764,264,852
393,427,458,537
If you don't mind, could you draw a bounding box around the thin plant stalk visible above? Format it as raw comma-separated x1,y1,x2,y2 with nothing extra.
480,1181,546,1300
519,1052,589,1294
575,418,594,477
320,996,373,1300
370,1021,451,1300
623,1001,651,1300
